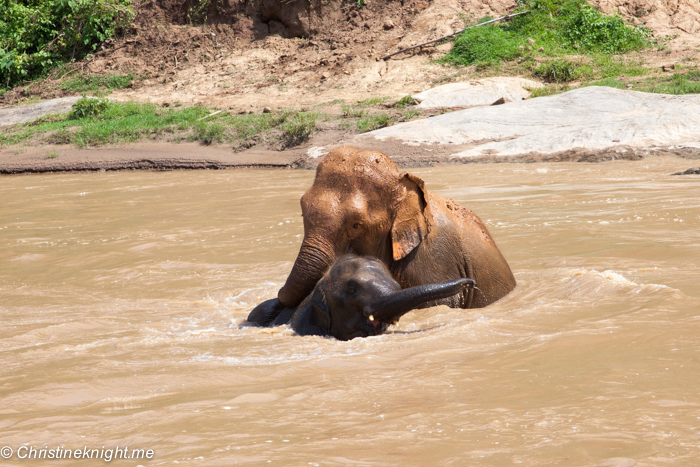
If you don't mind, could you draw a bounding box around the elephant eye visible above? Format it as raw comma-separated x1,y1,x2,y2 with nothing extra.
347,282,358,295
352,222,361,230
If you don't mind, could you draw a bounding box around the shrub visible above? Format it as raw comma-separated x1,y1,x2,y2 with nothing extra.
194,122,224,145
534,59,580,82
564,4,648,53
0,0,133,88
69,96,110,120
281,112,318,147
395,96,418,108
447,25,523,65
444,0,650,67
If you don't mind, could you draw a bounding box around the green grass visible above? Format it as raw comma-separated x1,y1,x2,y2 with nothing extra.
533,59,581,82
444,0,651,67
528,83,571,97
584,70,700,94
357,114,389,133
530,68,700,98
355,97,388,106
394,96,419,108
402,109,422,120
643,71,700,94
280,112,320,147
0,100,322,148
526,53,650,84
61,73,135,93
584,77,625,89
341,104,365,118
341,97,391,118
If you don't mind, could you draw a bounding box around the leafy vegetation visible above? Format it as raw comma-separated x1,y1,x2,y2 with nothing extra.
0,0,133,89
394,96,419,108
644,70,700,94
68,96,110,119
185,0,210,25
357,114,389,133
61,73,135,93
534,59,580,82
0,100,323,148
528,67,700,99
341,103,366,118
528,83,570,98
584,70,700,95
281,112,320,147
444,0,650,67
341,97,390,119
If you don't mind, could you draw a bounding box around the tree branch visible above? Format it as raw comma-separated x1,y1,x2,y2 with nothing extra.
380,11,531,61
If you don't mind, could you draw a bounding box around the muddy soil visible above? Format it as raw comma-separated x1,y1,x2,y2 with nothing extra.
3,0,700,110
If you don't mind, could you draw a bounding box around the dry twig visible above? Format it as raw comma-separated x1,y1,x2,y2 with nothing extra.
380,11,531,61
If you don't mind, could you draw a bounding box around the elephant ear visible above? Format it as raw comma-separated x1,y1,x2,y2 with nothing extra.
292,285,332,336
391,173,434,261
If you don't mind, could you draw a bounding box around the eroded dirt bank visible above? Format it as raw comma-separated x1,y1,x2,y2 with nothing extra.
3,0,700,110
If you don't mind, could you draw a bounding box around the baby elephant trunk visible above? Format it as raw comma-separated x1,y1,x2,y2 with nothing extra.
371,278,475,324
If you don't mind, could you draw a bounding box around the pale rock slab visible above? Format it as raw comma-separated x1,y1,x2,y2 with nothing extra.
367,86,700,159
412,77,543,109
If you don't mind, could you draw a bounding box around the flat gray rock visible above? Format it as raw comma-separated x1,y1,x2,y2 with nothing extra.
413,77,542,109
0,97,85,126
364,86,700,161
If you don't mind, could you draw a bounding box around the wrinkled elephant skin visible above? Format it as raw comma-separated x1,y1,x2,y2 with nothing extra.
247,146,516,326
290,255,474,340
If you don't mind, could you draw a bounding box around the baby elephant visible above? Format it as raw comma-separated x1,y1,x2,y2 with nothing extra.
252,255,475,341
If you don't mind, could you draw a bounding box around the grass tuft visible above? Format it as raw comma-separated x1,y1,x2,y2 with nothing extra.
395,96,419,108
357,114,390,133
280,112,319,147
341,104,365,118
193,122,225,145
61,73,135,93
69,96,110,120
534,59,580,82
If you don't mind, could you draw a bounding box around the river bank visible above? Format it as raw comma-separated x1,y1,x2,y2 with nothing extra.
3,86,700,174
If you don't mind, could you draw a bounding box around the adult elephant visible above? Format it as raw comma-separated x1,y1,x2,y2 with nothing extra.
248,146,516,325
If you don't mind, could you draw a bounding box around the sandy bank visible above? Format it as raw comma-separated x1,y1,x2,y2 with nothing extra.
0,142,300,174
3,87,700,174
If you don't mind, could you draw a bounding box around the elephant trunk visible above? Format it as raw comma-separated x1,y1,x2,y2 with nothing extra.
278,237,336,308
371,278,475,323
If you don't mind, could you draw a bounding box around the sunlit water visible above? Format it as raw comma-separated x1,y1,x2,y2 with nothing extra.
1,157,699,466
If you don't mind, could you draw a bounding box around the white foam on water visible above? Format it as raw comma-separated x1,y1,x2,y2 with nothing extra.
566,268,671,293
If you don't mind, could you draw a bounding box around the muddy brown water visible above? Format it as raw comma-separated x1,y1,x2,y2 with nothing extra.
1,157,699,466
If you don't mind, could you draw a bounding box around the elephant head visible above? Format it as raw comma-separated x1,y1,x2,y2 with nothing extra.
277,146,434,309
292,255,475,340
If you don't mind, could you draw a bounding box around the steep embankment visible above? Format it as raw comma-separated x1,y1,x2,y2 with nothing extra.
3,0,700,110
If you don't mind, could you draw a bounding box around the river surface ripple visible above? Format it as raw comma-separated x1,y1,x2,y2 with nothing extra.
1,157,699,466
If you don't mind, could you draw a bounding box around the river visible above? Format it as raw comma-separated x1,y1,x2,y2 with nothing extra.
1,156,699,466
